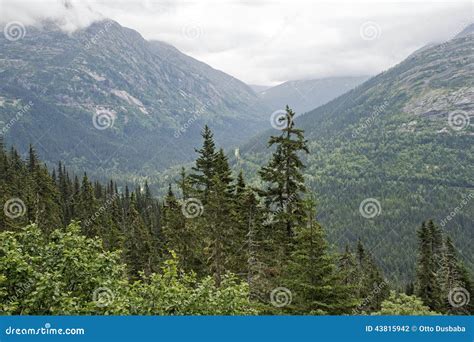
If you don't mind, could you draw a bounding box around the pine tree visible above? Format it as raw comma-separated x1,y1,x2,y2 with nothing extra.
439,236,473,314
285,200,356,314
415,220,443,311
25,146,61,233
354,239,389,312
189,125,218,202
338,245,357,287
123,193,153,279
77,174,99,237
162,184,194,271
259,106,309,239
203,174,235,286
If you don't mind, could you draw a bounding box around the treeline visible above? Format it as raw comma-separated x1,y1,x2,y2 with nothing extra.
0,140,162,279
0,107,472,315
412,220,473,314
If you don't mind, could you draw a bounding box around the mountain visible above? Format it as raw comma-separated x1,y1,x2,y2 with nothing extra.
249,84,272,93
258,76,369,115
455,23,474,38
0,20,269,177
240,31,474,284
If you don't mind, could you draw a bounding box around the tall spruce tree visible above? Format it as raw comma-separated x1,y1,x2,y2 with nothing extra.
259,106,309,239
189,125,218,202
285,199,357,314
354,239,389,312
415,220,443,311
162,184,195,272
439,236,473,314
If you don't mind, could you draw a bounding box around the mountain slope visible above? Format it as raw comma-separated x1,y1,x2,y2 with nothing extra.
240,33,474,284
0,20,269,176
258,76,369,114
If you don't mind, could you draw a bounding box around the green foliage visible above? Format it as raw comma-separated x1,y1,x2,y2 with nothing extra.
259,106,309,240
0,223,128,315
240,36,474,286
0,143,161,278
0,21,268,175
0,225,256,315
284,201,358,314
415,220,473,314
374,291,439,315
1,123,471,316
127,253,257,315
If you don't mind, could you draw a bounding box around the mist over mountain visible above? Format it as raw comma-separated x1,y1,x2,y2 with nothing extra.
258,76,370,115
0,20,269,177
240,31,474,283
1,15,473,284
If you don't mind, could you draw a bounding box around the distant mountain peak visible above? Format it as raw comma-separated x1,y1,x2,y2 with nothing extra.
454,22,474,39
0,19,269,172
257,76,370,115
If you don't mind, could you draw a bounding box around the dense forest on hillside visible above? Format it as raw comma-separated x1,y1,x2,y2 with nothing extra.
0,108,472,315
240,34,474,285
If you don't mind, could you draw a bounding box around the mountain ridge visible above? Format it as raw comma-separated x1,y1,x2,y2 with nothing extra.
0,19,270,177
257,76,370,115
239,32,474,283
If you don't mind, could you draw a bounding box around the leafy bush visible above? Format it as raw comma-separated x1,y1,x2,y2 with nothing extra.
0,224,257,315
373,291,439,315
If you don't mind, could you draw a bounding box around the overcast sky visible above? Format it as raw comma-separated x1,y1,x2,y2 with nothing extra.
1,0,472,85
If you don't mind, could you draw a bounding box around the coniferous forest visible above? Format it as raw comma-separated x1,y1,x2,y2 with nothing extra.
1,108,472,315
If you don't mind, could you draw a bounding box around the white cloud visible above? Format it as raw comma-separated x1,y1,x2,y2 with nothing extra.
0,0,472,85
